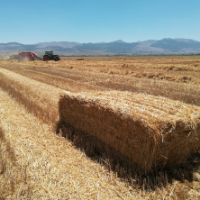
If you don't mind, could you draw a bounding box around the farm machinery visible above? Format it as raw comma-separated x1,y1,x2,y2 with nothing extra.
18,50,60,62
18,51,38,62
43,51,60,61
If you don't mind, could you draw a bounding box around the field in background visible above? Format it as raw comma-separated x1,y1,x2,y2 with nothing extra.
0,55,200,199
1,56,200,105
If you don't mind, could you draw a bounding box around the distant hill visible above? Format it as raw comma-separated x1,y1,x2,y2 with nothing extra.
151,38,200,52
0,38,200,56
66,41,139,54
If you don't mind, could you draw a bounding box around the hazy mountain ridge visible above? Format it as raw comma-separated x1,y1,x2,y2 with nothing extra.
0,38,200,56
151,38,200,52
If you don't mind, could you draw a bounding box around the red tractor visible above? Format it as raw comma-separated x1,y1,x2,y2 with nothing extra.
18,51,38,62
43,51,60,61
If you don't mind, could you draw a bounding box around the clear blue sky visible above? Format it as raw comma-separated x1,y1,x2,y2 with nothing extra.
0,0,200,44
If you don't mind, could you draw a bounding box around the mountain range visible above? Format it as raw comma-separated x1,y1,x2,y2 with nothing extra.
1,38,200,56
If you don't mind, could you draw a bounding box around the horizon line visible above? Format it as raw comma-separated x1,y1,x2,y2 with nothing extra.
1,38,200,45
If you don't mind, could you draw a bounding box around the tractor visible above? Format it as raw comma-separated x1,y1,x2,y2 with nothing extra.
43,51,60,61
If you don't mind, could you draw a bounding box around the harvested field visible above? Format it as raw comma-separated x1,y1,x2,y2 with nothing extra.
0,56,200,199
1,56,200,105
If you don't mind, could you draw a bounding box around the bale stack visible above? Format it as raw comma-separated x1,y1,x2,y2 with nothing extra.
59,91,200,172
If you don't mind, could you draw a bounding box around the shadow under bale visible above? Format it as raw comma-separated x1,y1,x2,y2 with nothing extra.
56,120,142,176
56,90,200,189
56,121,200,190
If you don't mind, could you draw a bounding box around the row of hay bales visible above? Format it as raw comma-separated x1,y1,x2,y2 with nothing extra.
59,91,200,172
0,68,63,124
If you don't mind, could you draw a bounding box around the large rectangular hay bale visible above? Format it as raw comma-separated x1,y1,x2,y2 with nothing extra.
59,91,200,172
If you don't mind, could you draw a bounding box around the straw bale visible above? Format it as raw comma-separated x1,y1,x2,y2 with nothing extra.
59,90,200,172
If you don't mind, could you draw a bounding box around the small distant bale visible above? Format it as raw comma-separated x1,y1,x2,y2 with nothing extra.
121,64,129,68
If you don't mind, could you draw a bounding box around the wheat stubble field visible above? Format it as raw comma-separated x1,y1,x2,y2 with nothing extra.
0,56,200,199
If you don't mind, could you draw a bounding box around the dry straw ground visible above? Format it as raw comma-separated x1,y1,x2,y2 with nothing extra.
0,56,200,199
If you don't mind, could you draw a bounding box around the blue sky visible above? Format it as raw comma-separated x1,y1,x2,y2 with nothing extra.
0,0,200,44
